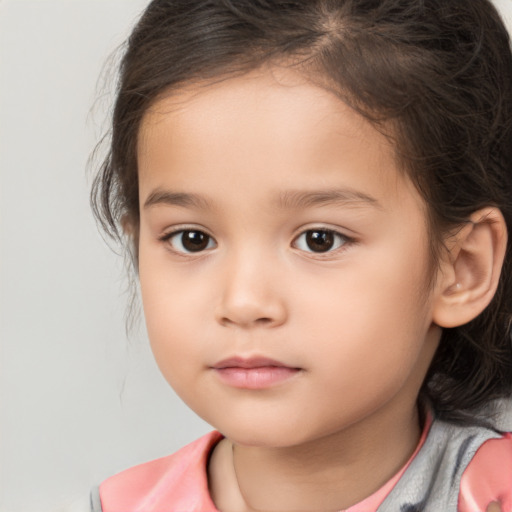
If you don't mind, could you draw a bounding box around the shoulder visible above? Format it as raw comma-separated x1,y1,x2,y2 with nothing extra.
379,416,510,511
97,431,223,512
458,432,512,512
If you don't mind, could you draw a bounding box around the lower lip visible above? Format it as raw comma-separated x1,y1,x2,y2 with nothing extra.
213,366,301,389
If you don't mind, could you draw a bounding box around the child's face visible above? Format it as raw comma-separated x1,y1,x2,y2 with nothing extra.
137,67,442,448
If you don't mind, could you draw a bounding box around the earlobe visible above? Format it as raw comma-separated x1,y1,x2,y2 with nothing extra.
432,207,508,328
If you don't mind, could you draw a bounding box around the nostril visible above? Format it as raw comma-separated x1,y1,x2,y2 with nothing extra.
220,316,274,327
220,317,235,327
255,317,273,325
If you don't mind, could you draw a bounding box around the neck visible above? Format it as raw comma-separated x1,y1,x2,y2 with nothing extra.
230,404,421,512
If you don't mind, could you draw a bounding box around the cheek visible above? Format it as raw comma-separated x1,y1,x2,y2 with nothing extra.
139,239,210,330
297,246,430,335
138,252,203,383
296,247,433,375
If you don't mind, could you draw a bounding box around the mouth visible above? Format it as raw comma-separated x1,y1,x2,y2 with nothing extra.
211,356,302,389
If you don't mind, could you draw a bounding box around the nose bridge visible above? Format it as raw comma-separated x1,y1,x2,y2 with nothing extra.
216,242,286,328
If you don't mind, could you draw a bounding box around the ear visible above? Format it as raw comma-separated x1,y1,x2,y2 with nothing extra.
432,207,508,328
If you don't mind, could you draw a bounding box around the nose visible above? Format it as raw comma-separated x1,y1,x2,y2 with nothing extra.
215,253,287,329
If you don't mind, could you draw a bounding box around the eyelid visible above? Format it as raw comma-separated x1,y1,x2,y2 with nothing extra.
156,223,356,257
158,225,217,255
291,226,356,255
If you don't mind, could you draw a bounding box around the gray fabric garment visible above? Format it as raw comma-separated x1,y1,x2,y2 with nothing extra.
90,486,102,512
89,419,501,512
377,419,501,511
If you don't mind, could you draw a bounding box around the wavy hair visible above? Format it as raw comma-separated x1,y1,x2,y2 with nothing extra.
91,0,512,424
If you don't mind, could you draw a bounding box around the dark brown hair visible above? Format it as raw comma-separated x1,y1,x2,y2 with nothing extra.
92,0,512,424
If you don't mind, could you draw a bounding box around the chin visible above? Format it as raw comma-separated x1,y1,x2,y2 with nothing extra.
210,417,317,448
225,430,303,448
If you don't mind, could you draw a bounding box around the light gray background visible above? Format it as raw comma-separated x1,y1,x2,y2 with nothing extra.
1,1,511,511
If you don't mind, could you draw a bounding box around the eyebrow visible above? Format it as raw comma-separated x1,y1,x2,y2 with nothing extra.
143,187,382,211
275,188,382,210
143,190,213,210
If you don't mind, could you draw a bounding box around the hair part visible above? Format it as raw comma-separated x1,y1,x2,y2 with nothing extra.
91,0,512,425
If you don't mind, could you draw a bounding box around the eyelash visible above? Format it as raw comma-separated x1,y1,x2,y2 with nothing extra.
159,227,354,256
159,228,216,255
292,229,352,256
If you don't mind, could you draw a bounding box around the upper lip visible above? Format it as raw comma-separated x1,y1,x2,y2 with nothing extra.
211,356,296,369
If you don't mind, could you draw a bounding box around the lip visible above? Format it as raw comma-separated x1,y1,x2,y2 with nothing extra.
211,357,301,389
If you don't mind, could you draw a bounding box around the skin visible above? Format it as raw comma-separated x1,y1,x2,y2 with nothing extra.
136,66,456,510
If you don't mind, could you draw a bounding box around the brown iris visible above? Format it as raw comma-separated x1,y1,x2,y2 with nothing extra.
305,230,336,252
181,230,210,252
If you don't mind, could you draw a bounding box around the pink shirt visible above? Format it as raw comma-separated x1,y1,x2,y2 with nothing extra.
99,421,512,512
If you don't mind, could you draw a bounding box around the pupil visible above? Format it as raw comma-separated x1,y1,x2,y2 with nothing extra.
306,230,334,252
182,231,209,252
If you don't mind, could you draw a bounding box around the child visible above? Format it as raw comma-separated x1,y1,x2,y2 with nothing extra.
90,0,512,510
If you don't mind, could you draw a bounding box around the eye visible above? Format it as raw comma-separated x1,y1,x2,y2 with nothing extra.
293,229,349,253
164,229,216,253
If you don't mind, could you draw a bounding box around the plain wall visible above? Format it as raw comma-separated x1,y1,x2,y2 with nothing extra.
0,2,212,511
1,1,511,511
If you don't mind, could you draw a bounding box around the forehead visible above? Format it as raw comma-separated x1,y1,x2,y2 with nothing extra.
139,66,381,164
137,66,422,213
